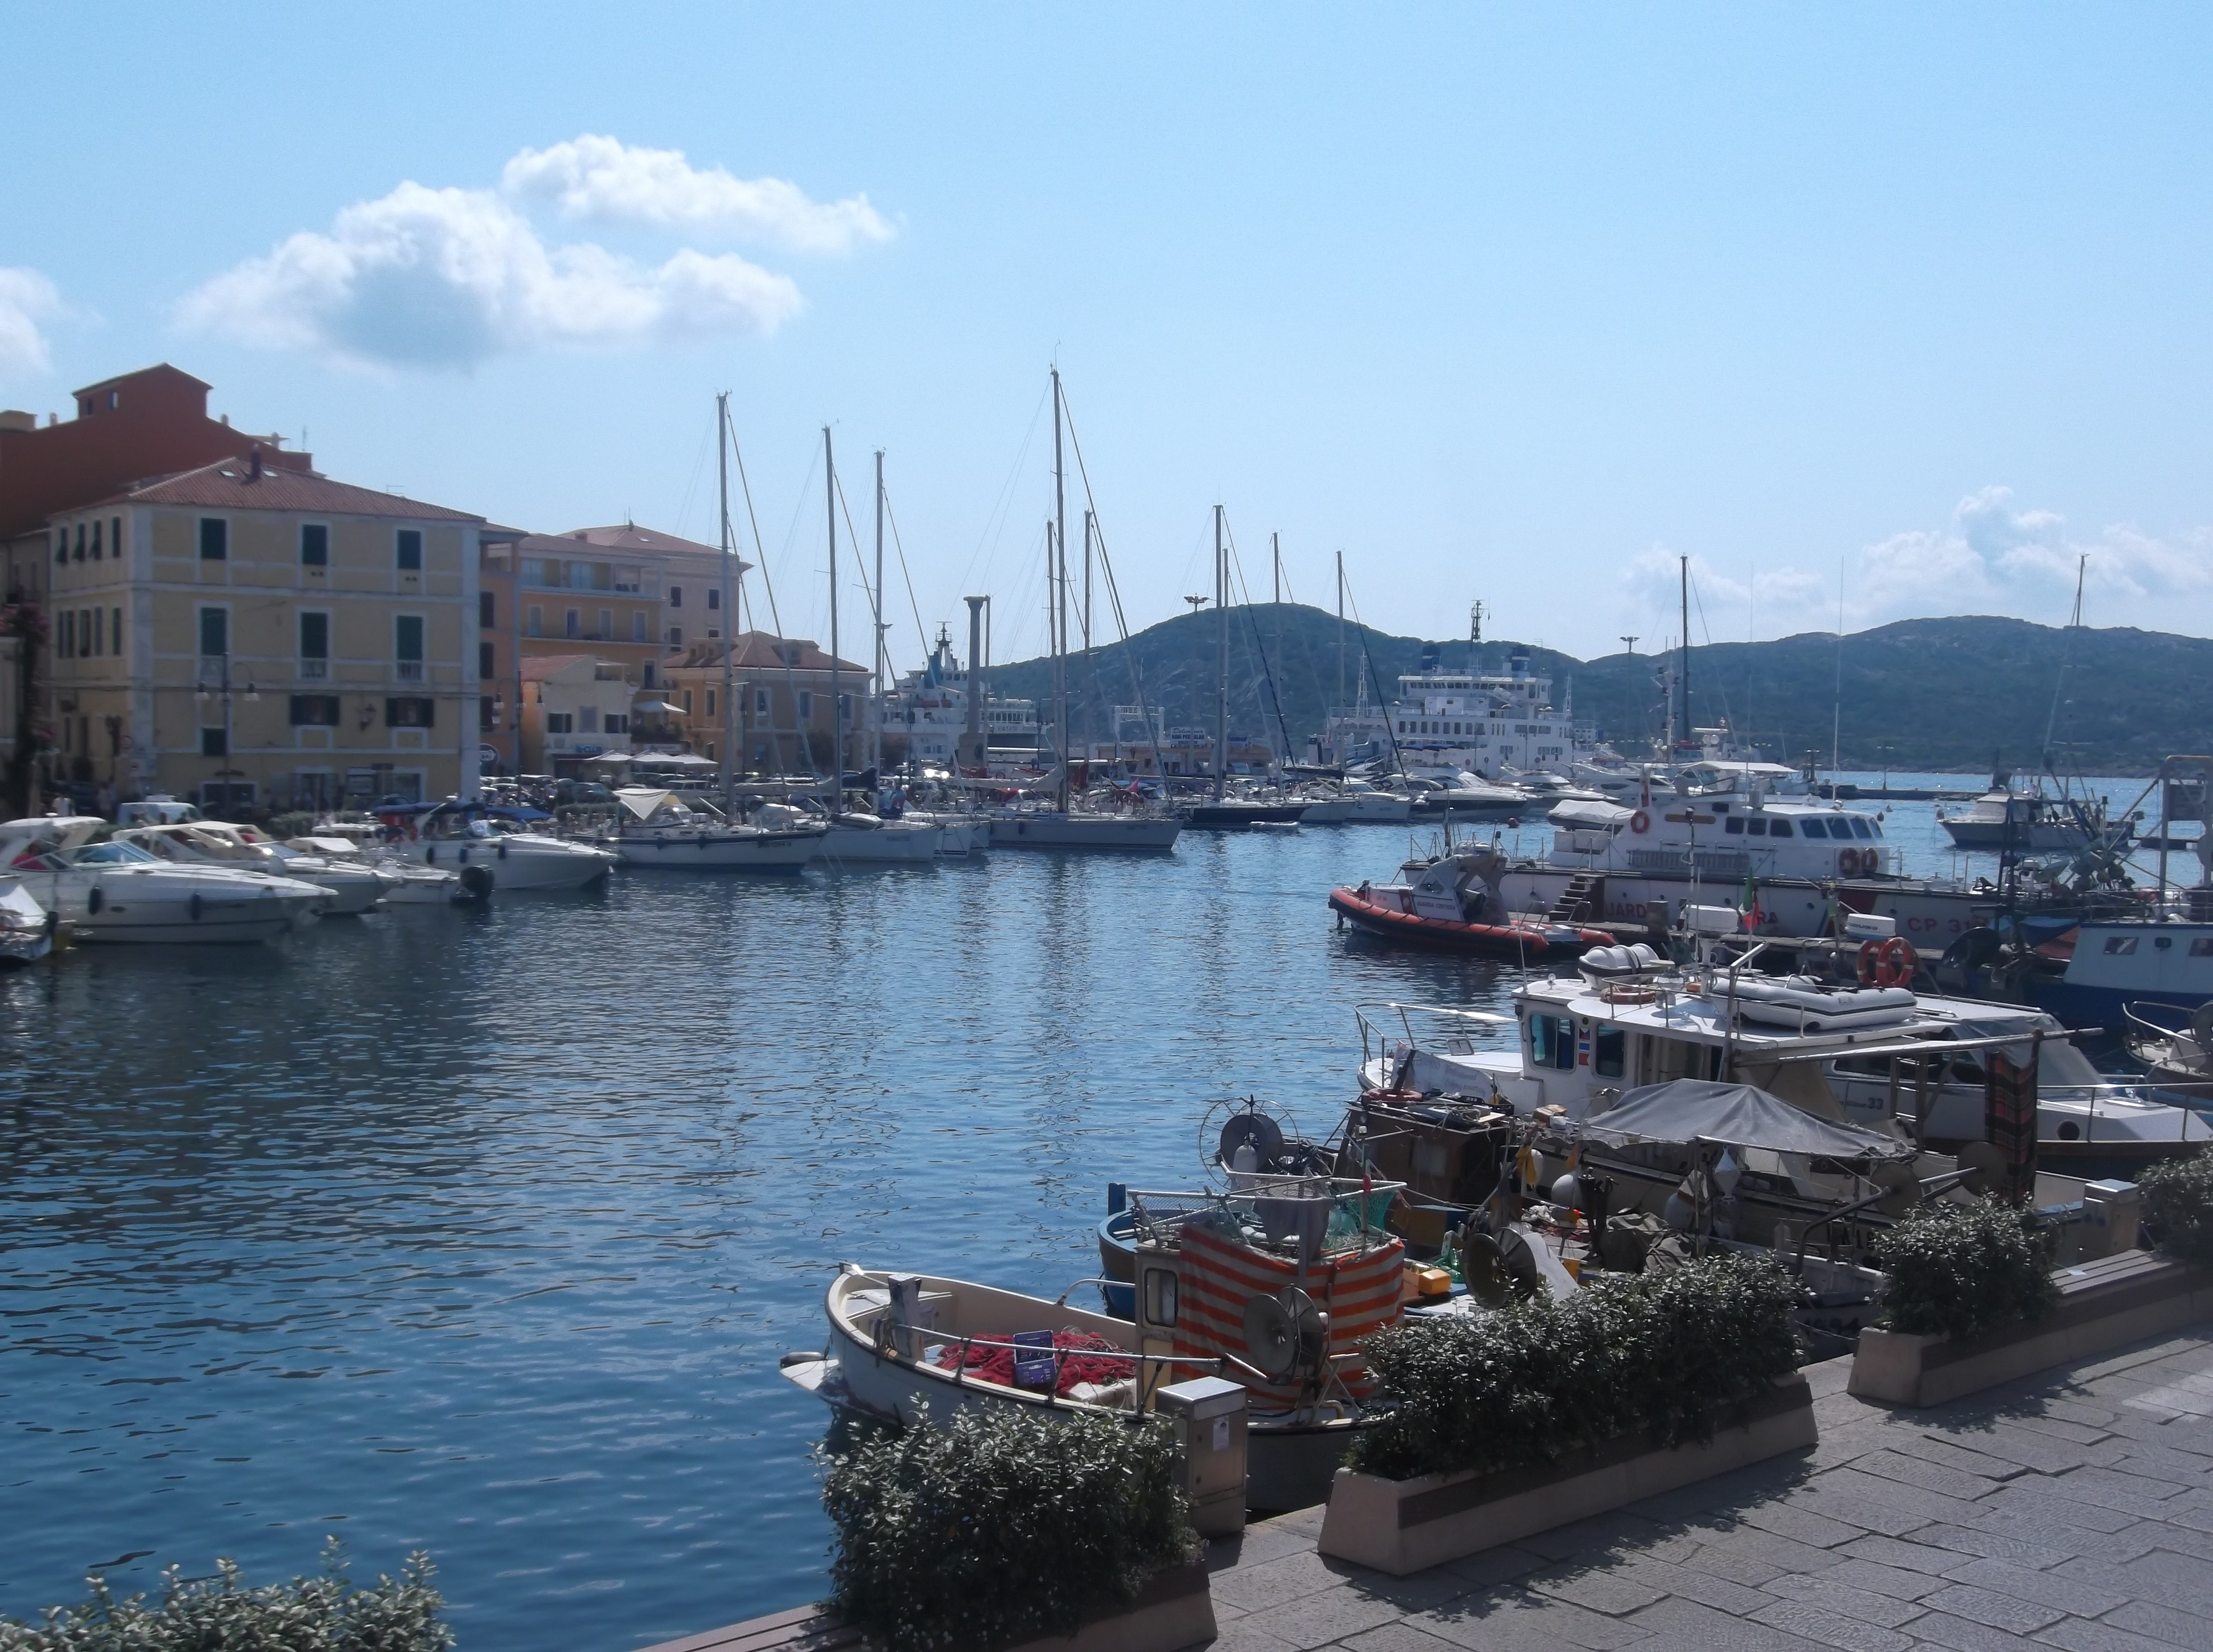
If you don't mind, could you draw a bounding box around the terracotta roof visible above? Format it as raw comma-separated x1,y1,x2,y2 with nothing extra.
561,522,723,559
670,631,867,674
83,456,482,522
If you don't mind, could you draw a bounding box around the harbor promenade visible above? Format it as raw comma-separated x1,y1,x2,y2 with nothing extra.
1204,1329,2213,1652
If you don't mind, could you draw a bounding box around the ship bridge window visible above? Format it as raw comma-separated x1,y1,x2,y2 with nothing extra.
1769,819,1794,838
2104,936,2139,955
1800,818,1830,838
1529,1014,1577,1071
1849,817,1874,839
2191,939,2213,958
1594,1026,1625,1078
1747,818,1767,836
1725,816,1744,835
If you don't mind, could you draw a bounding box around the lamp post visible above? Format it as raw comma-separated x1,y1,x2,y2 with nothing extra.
195,657,257,811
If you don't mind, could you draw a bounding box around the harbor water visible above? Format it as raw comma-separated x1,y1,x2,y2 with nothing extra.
0,775,2193,1648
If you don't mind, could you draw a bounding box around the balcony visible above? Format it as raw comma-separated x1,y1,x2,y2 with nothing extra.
299,658,328,680
197,653,228,684
396,660,425,682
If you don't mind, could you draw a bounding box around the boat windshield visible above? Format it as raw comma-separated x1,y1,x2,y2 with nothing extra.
71,841,161,865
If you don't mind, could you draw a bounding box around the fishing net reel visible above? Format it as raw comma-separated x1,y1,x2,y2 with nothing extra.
1199,1095,1326,1185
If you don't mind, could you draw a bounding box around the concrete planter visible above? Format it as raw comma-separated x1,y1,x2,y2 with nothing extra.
637,1562,1214,1652
1317,1373,1815,1576
1848,1249,2213,1409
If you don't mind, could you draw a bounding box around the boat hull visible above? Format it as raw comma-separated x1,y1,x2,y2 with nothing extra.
20,867,325,943
818,824,942,863
401,837,616,890
1939,820,2092,852
1185,802,1309,829
606,830,821,871
990,814,1181,850
1330,887,1605,958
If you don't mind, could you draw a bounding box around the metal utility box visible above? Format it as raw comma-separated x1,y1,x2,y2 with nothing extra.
1157,1375,1248,1537
2083,1180,2142,1258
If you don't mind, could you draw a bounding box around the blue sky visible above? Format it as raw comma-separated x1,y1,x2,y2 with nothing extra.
6,5,2213,668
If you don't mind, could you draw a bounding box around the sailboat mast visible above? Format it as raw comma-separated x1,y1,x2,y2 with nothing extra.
1677,554,1690,752
1052,368,1070,811
717,391,735,806
825,425,839,796
1214,504,1228,803
873,448,886,781
1336,550,1345,723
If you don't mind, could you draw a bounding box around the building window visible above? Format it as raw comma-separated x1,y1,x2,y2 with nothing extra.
73,522,85,561
605,713,628,734
798,691,813,721
667,627,681,646
299,611,329,679
59,611,73,659
386,696,436,728
579,707,599,734
632,611,647,642
201,727,229,757
682,690,694,714
545,712,574,734
706,588,719,611
705,690,717,718
301,523,329,566
755,688,769,716
479,590,496,628
111,607,122,656
642,662,656,688
199,518,228,560
527,606,543,638
54,528,66,564
669,585,682,608
395,615,425,681
479,641,496,678
564,608,580,639
396,528,423,571
199,607,229,658
598,608,613,639
522,558,549,587
90,519,102,559
481,696,497,731
290,695,341,727
838,693,851,725
615,565,642,593
111,516,122,558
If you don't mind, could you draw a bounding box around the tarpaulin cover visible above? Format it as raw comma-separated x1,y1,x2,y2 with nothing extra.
1586,1079,1914,1161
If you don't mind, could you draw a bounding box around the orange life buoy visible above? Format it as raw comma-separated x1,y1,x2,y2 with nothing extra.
1629,809,1651,835
1837,847,1860,876
1876,936,1919,988
1856,938,1883,984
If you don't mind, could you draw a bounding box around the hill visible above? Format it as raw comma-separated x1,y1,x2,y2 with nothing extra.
981,606,2212,774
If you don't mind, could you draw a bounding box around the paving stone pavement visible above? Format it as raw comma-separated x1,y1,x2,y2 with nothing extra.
1200,1327,2213,1652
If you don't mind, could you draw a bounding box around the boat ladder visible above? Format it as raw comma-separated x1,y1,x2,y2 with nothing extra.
1548,873,1598,923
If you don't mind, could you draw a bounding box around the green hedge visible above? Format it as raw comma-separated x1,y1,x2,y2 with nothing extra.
2139,1151,2213,1264
1345,1252,1803,1483
0,1545,450,1652
1872,1198,2056,1339
820,1405,1199,1652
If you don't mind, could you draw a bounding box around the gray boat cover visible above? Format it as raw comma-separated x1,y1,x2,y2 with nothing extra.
1586,1079,1915,1161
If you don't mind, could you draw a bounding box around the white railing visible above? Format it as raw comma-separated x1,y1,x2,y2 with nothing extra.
396,660,425,682
299,658,328,680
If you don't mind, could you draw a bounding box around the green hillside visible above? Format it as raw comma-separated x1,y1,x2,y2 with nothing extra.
981,605,2211,774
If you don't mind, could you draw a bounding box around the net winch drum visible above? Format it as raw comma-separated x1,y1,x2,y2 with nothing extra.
1157,1375,1248,1537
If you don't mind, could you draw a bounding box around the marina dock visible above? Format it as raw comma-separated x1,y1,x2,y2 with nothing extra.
663,1325,2213,1652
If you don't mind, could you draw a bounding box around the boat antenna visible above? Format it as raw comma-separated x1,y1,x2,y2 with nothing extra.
825,425,840,805
1214,503,1228,803
2041,553,2087,774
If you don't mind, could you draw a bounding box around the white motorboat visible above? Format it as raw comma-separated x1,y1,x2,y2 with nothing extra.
1404,771,1536,817
1295,779,1411,825
816,812,943,864
0,868,54,965
898,810,993,855
1935,778,2114,853
379,802,617,891
2,816,329,943
116,821,389,915
598,787,825,872
283,837,488,904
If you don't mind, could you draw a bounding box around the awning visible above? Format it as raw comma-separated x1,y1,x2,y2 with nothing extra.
634,700,687,715
1584,1079,1915,1162
615,786,675,820
584,751,635,764
635,752,716,768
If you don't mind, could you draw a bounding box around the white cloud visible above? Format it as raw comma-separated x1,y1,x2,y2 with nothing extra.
0,267,64,381
501,135,893,253
179,180,803,370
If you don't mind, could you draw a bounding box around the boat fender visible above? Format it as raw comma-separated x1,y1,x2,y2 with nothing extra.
425,845,437,864
189,891,204,923
458,847,469,863
86,884,103,915
498,841,508,860
1629,809,1651,835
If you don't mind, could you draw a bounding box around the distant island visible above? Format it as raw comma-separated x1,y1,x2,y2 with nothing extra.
981,607,2209,776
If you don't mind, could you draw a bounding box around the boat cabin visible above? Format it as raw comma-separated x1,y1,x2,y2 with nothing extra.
1544,794,1891,883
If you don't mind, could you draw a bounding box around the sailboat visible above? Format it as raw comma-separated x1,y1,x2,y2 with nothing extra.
986,369,1181,851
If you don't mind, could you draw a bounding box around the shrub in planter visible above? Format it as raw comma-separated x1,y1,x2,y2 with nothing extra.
819,1404,1199,1652
1346,1252,1802,1483
1871,1197,2056,1339
2139,1150,2213,1265
0,1543,451,1652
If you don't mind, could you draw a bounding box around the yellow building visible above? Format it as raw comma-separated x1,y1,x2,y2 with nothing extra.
45,453,483,810
663,632,870,775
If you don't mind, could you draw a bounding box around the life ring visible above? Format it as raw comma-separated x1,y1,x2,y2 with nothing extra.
1837,847,1860,876
1629,810,1651,835
1876,936,1919,988
1856,938,1883,984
